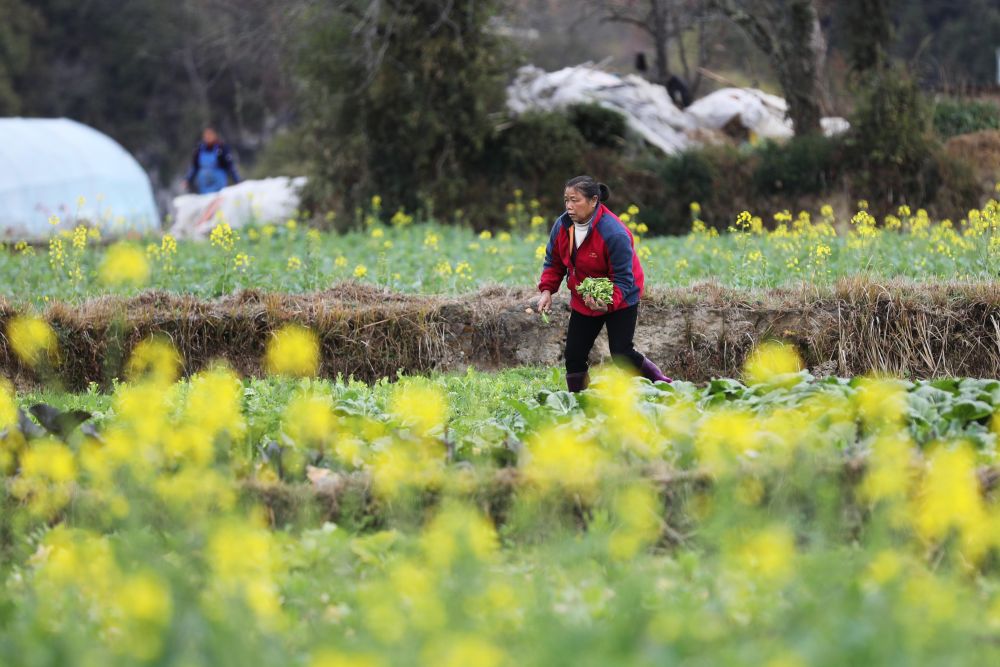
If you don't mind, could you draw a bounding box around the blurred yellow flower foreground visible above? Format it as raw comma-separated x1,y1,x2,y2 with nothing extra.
2,333,1000,665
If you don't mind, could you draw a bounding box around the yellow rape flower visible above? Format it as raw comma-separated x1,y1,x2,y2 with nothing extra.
608,482,661,561
207,521,283,624
71,225,87,250
265,324,320,377
160,234,177,258
864,549,907,588
915,443,991,560
184,366,245,437
118,571,172,625
20,438,76,483
12,438,77,517
523,425,606,495
48,237,65,271
233,252,252,271
696,409,760,472
423,636,505,667
391,208,413,227
283,391,336,445
209,221,238,251
855,377,907,432
421,503,499,567
7,315,58,367
99,243,150,286
0,379,15,431
861,433,914,504
729,525,796,585
744,341,803,387
389,382,447,436
126,337,182,386
310,651,385,667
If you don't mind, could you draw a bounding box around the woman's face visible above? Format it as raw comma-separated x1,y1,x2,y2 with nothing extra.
564,187,597,223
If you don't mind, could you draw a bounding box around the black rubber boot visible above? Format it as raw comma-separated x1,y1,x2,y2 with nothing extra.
566,371,590,393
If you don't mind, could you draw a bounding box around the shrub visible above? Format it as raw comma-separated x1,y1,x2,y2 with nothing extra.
842,69,984,218
567,103,627,149
246,128,310,180
297,0,511,216
932,98,1000,139
753,135,839,196
498,112,586,175
490,111,587,199
657,149,717,223
652,145,756,234
917,148,982,219
843,69,936,211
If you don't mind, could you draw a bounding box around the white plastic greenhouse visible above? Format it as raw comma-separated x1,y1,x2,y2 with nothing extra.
0,118,160,240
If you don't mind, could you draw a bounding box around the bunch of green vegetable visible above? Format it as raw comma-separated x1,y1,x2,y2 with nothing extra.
577,276,614,304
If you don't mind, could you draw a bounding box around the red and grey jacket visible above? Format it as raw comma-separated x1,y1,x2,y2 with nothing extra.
537,203,645,316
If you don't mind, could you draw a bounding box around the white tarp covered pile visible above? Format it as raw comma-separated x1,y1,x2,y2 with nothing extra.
506,64,850,154
684,87,851,139
507,65,695,153
170,176,307,239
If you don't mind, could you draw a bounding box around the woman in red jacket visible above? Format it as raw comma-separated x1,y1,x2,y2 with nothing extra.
536,175,671,393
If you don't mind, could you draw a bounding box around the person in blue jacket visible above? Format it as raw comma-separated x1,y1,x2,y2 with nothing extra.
185,127,241,194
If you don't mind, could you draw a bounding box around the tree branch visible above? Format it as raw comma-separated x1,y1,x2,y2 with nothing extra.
706,0,777,56
598,1,654,36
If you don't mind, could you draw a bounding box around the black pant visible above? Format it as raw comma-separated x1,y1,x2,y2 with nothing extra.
565,304,645,374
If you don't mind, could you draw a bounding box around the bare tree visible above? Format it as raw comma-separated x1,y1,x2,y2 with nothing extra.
173,0,311,147
595,0,710,94
707,0,824,136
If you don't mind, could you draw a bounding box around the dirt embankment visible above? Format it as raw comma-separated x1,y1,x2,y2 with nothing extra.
2,280,1000,390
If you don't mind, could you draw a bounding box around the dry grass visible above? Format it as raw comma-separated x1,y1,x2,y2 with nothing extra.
2,279,1000,389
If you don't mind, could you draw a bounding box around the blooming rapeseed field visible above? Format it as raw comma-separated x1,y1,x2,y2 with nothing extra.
2,196,999,304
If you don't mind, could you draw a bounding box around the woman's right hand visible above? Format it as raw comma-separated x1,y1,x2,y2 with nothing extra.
537,290,553,313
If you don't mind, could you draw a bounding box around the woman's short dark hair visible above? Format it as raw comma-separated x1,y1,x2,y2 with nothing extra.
565,175,610,203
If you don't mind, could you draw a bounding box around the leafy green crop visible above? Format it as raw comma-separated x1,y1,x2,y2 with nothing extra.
577,277,614,304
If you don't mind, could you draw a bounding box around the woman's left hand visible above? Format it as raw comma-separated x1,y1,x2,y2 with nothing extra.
583,296,608,312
